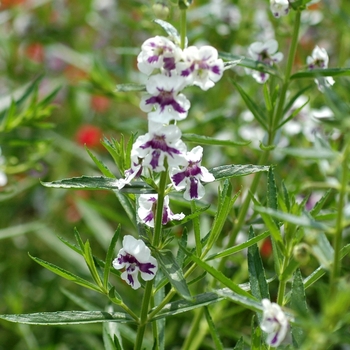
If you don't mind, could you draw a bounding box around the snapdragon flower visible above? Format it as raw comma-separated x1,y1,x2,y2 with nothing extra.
140,74,190,124
138,194,185,227
270,0,290,18
248,39,283,83
170,146,215,200
112,235,158,290
132,123,187,173
137,36,182,76
177,46,224,90
261,299,289,347
307,46,335,91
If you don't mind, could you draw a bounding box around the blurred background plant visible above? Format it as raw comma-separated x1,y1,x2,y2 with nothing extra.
1,0,350,349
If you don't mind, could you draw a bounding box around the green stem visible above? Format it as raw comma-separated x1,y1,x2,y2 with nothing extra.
134,281,154,350
180,9,187,50
331,140,350,290
270,10,301,136
191,200,202,256
153,168,168,247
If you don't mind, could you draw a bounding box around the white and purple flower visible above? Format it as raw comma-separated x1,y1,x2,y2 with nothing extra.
112,235,158,290
177,46,224,90
261,299,289,347
132,123,187,173
137,36,182,76
248,39,283,83
270,0,290,18
170,146,215,201
138,194,185,227
116,154,143,190
307,46,335,91
140,74,190,124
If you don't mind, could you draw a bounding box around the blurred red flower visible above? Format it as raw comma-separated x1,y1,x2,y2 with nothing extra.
75,124,103,148
91,95,110,113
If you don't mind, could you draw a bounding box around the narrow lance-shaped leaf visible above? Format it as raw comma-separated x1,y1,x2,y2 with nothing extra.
85,147,116,178
290,68,350,80
248,227,270,302
0,311,134,326
104,226,121,291
29,254,102,293
155,250,192,301
179,243,254,299
204,307,224,350
290,269,308,347
182,133,250,147
209,164,269,181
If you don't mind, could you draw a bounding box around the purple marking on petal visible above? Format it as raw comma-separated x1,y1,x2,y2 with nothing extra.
163,57,176,71
162,208,169,225
181,68,192,77
118,253,138,265
211,65,221,75
139,262,156,275
127,273,135,286
189,177,199,199
149,150,161,169
172,171,186,186
148,55,160,64
140,135,182,158
270,331,279,345
143,211,154,224
145,90,187,115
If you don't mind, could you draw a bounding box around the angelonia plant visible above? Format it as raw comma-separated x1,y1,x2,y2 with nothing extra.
2,0,350,349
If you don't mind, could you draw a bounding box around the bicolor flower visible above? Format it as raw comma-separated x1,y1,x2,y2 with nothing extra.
248,39,283,83
116,154,143,190
270,0,290,18
177,46,224,90
112,235,158,290
261,299,289,347
137,36,182,76
137,194,185,227
307,46,335,91
170,146,215,201
132,123,187,173
140,74,190,124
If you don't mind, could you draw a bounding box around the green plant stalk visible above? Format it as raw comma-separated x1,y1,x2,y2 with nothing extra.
134,167,168,349
134,281,154,350
180,9,187,50
191,200,202,256
331,140,350,290
270,10,301,137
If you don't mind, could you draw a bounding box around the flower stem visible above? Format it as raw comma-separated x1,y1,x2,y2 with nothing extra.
331,139,350,292
134,281,154,350
180,9,187,50
191,200,202,256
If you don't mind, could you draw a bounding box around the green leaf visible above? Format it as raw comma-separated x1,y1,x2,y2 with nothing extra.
233,337,245,350
204,307,224,350
255,206,331,232
179,244,254,299
254,207,283,245
276,147,336,159
309,232,334,269
42,176,156,193
309,189,332,218
290,269,308,347
206,230,270,261
104,227,121,291
267,167,278,211
281,181,291,212
83,240,103,289
154,19,180,40
290,68,350,80
209,164,269,181
215,289,262,313
115,83,145,92
29,254,101,293
247,227,270,302
277,96,310,130
251,323,264,350
85,147,115,178
230,80,268,130
155,250,192,301
182,133,250,147
0,311,133,325
150,291,224,321
219,52,279,77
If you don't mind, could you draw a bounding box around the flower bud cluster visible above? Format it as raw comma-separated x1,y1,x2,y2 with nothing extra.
117,35,224,222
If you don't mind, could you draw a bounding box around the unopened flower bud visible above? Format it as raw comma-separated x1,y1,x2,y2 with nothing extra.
293,243,310,265
152,2,170,20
